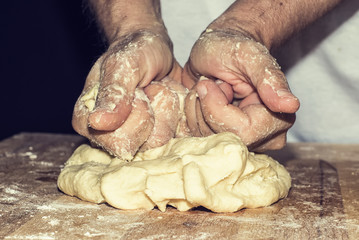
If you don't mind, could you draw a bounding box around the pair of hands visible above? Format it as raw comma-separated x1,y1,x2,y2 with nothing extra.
72,28,299,159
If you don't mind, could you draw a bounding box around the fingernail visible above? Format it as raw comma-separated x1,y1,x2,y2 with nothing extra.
197,84,207,99
199,76,209,81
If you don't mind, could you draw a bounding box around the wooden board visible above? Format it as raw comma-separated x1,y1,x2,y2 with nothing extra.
1,133,358,239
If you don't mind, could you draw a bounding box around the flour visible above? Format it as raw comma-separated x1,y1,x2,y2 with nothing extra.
19,152,38,160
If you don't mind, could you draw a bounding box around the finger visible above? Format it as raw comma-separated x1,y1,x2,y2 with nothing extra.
236,41,300,113
167,61,183,84
72,56,104,138
231,81,255,99
238,92,262,108
184,89,202,137
197,80,295,146
216,81,234,102
91,89,154,160
256,66,300,113
88,53,138,131
82,56,104,93
182,63,197,89
155,76,191,138
141,80,180,150
195,98,214,137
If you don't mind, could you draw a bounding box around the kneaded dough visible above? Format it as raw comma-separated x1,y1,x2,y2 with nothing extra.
57,132,291,213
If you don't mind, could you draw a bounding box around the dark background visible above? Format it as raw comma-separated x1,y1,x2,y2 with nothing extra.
0,1,105,140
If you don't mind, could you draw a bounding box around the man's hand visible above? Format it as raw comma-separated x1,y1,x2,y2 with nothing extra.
183,29,298,151
182,0,342,151
73,55,185,160
71,32,184,159
72,0,185,159
83,30,177,132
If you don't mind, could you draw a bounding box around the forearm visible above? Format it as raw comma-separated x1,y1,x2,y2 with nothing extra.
209,0,343,50
88,0,166,43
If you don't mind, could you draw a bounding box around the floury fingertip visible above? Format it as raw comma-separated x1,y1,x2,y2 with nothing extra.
196,84,207,99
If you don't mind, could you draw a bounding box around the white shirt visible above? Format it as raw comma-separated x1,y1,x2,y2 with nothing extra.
162,0,359,143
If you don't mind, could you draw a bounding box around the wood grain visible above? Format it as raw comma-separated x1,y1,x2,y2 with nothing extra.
1,133,358,239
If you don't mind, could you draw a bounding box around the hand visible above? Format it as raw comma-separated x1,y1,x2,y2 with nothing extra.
183,29,299,151
72,30,185,159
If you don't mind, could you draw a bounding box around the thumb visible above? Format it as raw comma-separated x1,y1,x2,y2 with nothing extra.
88,55,138,131
235,39,300,113
256,67,300,113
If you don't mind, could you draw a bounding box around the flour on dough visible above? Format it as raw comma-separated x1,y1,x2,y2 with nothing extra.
57,132,291,213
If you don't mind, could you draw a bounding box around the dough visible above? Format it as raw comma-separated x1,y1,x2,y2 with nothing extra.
57,132,291,213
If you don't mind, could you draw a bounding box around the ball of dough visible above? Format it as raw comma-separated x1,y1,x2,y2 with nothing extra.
57,132,291,213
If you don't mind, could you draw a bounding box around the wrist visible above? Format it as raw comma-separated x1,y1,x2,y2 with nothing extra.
110,24,170,46
108,28,173,56
207,18,268,48
208,0,343,51
207,1,288,50
89,0,167,44
109,16,168,44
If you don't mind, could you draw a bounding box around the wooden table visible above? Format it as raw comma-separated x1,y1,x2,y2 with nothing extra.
1,133,358,239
